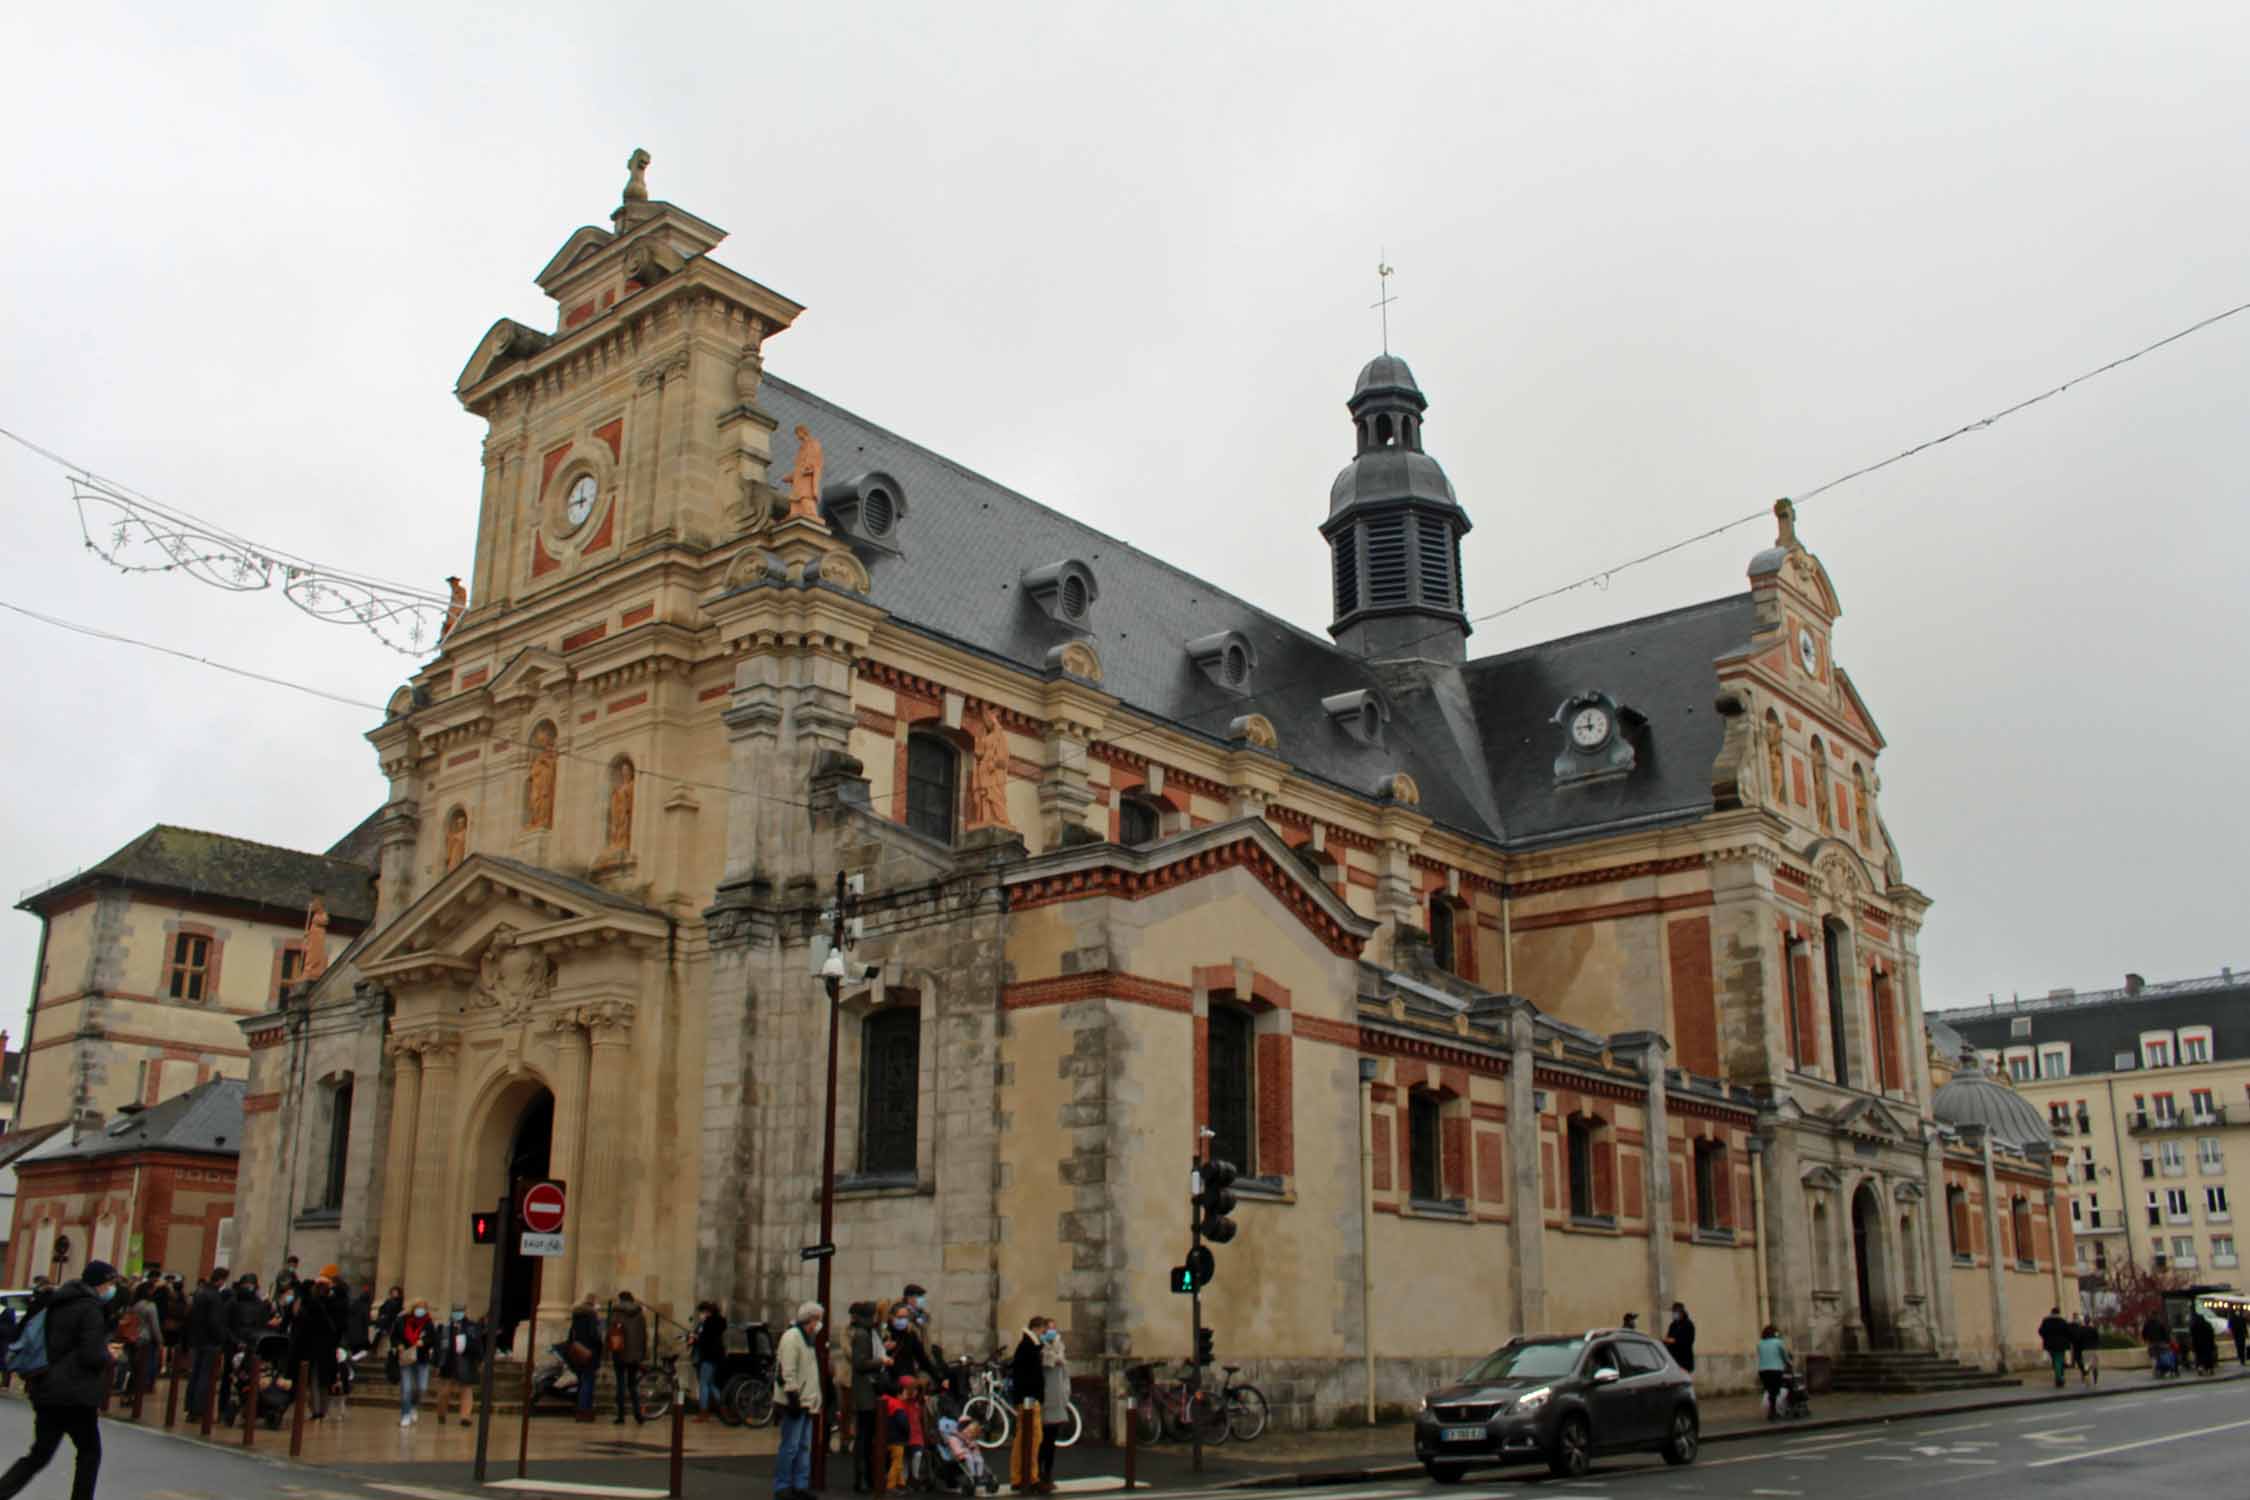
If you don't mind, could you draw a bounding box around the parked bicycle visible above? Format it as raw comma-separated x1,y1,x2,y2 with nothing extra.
1125,1362,1225,1445
956,1354,1084,1450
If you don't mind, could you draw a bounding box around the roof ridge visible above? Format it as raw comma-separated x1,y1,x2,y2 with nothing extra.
1466,592,1756,668
144,823,376,871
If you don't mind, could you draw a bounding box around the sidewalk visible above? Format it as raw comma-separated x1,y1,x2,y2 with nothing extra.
40,1361,2250,1497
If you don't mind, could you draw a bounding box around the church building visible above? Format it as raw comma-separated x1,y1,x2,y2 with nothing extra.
226,154,2067,1422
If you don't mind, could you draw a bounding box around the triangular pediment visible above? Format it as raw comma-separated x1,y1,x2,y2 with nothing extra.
356,854,666,984
486,645,574,708
1833,667,1887,751
534,226,617,290
1829,1096,1913,1142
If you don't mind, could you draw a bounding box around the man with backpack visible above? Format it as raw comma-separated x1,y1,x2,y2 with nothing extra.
0,1257,120,1500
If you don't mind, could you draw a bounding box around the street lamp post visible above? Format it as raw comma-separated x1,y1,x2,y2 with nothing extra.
812,871,850,1491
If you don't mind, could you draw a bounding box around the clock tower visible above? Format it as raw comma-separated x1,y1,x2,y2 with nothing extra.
447,150,804,631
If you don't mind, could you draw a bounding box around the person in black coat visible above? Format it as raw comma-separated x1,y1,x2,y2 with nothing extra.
693,1301,732,1424
289,1271,343,1419
1663,1303,1696,1374
185,1268,230,1422
2038,1307,2075,1387
0,1259,120,1500
2189,1311,2220,1375
1007,1317,1049,1492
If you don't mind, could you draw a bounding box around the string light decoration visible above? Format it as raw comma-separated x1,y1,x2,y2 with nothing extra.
66,469,450,654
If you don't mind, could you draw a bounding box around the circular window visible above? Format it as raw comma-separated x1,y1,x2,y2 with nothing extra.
1060,573,1089,620
1360,701,1381,740
1222,642,1248,687
863,488,895,538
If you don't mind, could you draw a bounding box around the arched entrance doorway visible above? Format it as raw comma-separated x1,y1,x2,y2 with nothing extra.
463,1079,554,1352
1852,1182,1892,1349
502,1091,553,1341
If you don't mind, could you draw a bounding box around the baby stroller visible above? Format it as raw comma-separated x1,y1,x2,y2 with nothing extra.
2152,1340,2183,1378
1775,1364,1812,1420
930,1415,999,1496
248,1334,296,1429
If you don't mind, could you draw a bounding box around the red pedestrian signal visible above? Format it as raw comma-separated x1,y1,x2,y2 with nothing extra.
471,1210,498,1245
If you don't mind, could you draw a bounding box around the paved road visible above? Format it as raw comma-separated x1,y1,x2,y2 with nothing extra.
1103,1376,2250,1500
0,1400,435,1500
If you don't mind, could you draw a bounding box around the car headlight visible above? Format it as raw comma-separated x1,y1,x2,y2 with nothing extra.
1514,1386,1552,1412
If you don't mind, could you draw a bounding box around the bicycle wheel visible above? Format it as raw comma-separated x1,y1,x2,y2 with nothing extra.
1224,1384,1269,1442
1054,1397,1084,1448
961,1394,1012,1449
726,1373,774,1427
640,1365,678,1421
1131,1398,1164,1446
713,1373,746,1427
1186,1388,1228,1444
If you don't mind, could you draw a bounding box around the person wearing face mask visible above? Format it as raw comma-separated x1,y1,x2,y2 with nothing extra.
436,1305,484,1424
773,1301,824,1500
0,1258,119,1500
1035,1322,1068,1494
888,1290,941,1389
289,1267,343,1420
607,1289,650,1424
396,1299,435,1427
1008,1315,1048,1493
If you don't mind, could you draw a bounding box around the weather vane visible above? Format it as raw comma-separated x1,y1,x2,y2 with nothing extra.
1371,256,1397,354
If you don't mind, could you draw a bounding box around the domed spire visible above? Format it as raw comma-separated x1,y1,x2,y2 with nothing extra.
1320,353,1472,661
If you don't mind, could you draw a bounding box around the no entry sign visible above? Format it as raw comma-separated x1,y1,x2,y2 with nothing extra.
520,1180,567,1235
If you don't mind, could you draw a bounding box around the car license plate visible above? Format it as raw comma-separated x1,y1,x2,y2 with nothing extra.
1441,1425,1484,1443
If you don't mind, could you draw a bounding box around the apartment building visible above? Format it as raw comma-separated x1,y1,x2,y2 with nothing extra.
1944,970,2249,1283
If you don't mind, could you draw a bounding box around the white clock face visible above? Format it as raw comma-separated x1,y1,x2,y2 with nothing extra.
564,474,598,530
1797,628,1819,675
1569,705,1611,749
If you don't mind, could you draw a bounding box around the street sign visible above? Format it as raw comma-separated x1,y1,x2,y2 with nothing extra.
801,1243,836,1261
520,1232,565,1258
520,1180,567,1234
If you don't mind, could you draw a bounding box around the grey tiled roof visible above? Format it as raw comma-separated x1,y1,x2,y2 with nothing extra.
18,826,378,926
1944,981,2250,1076
761,375,1753,852
20,1079,245,1165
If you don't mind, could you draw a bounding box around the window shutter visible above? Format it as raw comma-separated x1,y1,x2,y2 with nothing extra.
1331,532,1359,618
1364,517,1410,607
1415,517,1453,607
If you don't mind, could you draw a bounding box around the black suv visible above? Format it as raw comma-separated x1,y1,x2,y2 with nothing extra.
1413,1330,1698,1480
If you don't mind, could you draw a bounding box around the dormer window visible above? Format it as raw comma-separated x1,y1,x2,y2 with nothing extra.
1021,561,1098,629
1118,796,1162,848
1321,689,1387,747
1185,631,1255,693
823,470,908,550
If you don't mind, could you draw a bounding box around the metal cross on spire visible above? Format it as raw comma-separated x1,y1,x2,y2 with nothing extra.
1371,256,1398,354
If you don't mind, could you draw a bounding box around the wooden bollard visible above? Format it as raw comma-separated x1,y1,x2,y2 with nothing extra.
130,1356,146,1422
872,1401,888,1497
242,1351,260,1447
199,1354,218,1437
289,1362,309,1456
164,1357,183,1428
668,1397,686,1498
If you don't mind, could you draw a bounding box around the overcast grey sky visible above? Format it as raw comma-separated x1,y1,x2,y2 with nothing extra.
4,1,2245,1041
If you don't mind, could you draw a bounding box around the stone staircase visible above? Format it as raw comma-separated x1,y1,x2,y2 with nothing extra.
1827,1349,2023,1394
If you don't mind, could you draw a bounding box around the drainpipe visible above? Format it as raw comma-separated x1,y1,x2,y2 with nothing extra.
1976,1130,2007,1371
1747,1136,1771,1331
2103,1075,2133,1269
2047,1186,2067,1310
1358,1056,1378,1424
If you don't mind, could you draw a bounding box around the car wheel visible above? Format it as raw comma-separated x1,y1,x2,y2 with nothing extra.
1661,1408,1698,1465
1423,1463,1467,1484
1548,1415,1592,1478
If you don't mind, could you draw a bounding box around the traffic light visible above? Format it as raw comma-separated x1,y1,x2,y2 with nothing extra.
1194,1326,1216,1366
1194,1159,1240,1244
1169,1266,1197,1295
471,1210,499,1245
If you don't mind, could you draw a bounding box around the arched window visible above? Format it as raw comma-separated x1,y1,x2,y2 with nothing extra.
2011,1196,2035,1268
319,1076,354,1211
1427,898,1456,974
905,733,960,844
1946,1184,1970,1259
1206,1004,1255,1175
1118,795,1161,848
1823,918,1852,1087
1408,1092,1443,1202
860,1004,921,1177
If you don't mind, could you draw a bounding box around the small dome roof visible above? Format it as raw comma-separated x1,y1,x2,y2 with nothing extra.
1932,1072,2051,1154
1329,449,1460,518
1352,353,1424,405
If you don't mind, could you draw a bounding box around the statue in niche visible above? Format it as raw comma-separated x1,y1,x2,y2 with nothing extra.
1854,765,1874,847
1763,716,1785,809
965,708,1010,829
441,576,467,642
524,722,558,831
623,147,651,205
1812,746,1833,831
445,807,468,871
778,424,825,522
606,760,636,852
301,896,329,982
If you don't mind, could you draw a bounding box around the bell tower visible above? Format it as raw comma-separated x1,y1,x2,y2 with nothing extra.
1321,354,1473,661
449,150,805,625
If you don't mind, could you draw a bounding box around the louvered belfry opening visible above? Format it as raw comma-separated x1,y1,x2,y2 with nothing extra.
1323,352,1472,660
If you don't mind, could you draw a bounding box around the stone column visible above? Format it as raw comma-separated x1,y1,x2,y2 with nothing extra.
546,1013,593,1316
1921,1135,1958,1356
1625,1037,1675,1322
1976,1129,2008,1370
1505,1004,1545,1333
721,665,786,882
1760,1124,1808,1341
576,1001,639,1293
375,1040,423,1296
1036,726,1095,849
401,1033,461,1306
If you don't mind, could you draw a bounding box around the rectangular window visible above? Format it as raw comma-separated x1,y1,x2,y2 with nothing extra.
166,933,211,1001
2162,1140,2187,1175
2191,1088,2217,1122
2214,1234,2238,1268
2070,1196,2084,1227
904,735,959,845
2207,1185,2231,1221
321,1079,353,1210
2155,1093,2179,1123
2040,1047,2069,1079
1408,1093,1443,1202
2166,1188,2191,1222
2147,1191,2162,1227
2172,1235,2196,1266
2008,1054,2033,1083
2182,1029,2213,1065
1427,899,1456,975
859,1006,922,1177
2144,1037,2174,1069
1693,1140,1728,1231
2200,1137,2224,1173
2010,1016,2032,1039
1205,1006,1254,1177
1567,1118,1596,1220
2141,1144,2157,1179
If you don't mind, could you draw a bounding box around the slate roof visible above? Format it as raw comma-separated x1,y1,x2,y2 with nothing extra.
17,1079,245,1166
1930,1072,2052,1153
1942,977,2250,1077
18,825,378,927
759,374,1753,852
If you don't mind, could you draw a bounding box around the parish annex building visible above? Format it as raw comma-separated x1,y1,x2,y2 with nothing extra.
52,156,2074,1421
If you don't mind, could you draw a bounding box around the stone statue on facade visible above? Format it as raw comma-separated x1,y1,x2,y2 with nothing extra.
623,148,651,205
1812,746,1834,831
606,760,636,852
301,896,329,982
1854,766,1874,846
445,807,468,871
1763,716,1785,810
525,721,558,831
966,707,1011,829
441,576,467,642
778,424,825,522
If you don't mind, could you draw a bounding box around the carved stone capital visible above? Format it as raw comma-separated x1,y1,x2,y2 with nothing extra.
386,1028,460,1064
574,999,639,1042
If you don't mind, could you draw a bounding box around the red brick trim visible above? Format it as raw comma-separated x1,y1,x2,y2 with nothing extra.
1470,1100,1508,1123
1292,1014,1360,1049
1507,856,1707,898
1345,866,1379,889
447,749,482,768
242,1091,281,1115
562,622,607,653
1532,1067,1641,1104
594,419,624,461
607,692,648,715
1359,1027,1507,1078
1513,889,1714,933
855,706,898,735
620,602,655,628
699,684,730,703
1004,838,1366,957
1000,972,1193,1013
459,667,490,690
